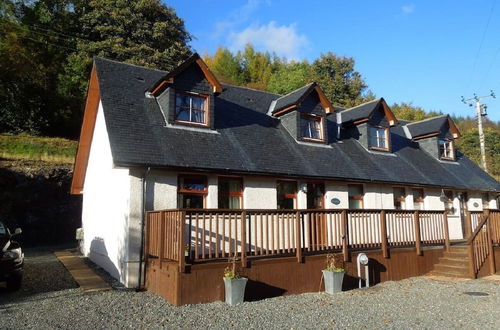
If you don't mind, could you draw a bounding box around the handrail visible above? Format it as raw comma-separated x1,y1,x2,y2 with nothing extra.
466,210,490,245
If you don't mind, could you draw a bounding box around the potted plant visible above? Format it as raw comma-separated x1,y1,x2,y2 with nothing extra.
223,257,248,306
322,253,345,294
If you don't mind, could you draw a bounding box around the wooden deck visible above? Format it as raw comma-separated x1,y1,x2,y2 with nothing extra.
144,208,500,305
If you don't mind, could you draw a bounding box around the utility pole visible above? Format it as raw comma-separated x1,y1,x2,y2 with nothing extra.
461,91,495,172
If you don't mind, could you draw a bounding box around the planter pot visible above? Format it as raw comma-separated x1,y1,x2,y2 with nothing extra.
322,270,345,294
223,277,248,306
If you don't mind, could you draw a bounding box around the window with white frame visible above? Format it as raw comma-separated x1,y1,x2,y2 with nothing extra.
368,125,389,151
299,114,323,141
175,92,208,125
413,188,424,210
439,139,454,160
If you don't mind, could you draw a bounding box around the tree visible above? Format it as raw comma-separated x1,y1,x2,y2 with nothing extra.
203,47,243,85
310,52,367,107
0,0,193,138
59,0,193,104
390,102,442,122
267,60,311,95
456,127,500,180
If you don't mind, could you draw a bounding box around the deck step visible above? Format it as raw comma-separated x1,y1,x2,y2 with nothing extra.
429,246,472,278
442,251,468,259
433,264,468,274
438,257,468,267
427,270,470,278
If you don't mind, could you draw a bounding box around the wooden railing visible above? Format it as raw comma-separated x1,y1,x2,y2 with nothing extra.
466,210,499,278
146,208,453,271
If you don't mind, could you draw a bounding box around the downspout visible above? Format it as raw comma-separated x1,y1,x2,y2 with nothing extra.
137,166,151,291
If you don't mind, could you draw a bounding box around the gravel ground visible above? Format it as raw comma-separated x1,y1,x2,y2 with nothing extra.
1,249,499,329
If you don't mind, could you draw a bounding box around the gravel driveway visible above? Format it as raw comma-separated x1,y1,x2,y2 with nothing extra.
1,249,499,329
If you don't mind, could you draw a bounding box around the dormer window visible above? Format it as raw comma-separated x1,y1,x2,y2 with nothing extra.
368,125,389,151
439,138,454,160
175,91,208,126
300,114,324,142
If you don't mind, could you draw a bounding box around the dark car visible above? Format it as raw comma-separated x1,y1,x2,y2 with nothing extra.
0,221,24,291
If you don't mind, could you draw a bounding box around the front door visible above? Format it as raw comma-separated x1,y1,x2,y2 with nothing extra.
458,192,468,238
307,183,325,248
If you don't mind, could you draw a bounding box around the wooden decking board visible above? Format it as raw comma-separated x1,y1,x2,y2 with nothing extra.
54,250,111,292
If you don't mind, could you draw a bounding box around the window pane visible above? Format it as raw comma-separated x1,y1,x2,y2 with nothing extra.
300,115,321,139
278,197,295,209
179,176,206,192
218,195,241,209
175,93,206,124
178,194,204,208
278,181,296,195
277,181,296,209
348,185,363,197
191,96,205,110
349,199,362,209
176,108,190,121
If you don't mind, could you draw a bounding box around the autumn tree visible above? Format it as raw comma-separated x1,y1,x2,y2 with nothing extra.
310,52,367,107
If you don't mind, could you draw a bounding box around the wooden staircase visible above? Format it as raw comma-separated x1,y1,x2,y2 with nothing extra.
428,245,471,278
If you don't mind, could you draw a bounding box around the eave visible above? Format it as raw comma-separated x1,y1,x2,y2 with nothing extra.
149,53,223,96
70,64,100,195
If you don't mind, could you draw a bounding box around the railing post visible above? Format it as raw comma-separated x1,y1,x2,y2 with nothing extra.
413,210,422,256
241,211,247,268
465,210,472,239
380,210,389,258
159,211,165,269
443,211,450,252
486,211,496,275
467,242,476,278
178,211,186,273
295,210,302,263
341,210,348,262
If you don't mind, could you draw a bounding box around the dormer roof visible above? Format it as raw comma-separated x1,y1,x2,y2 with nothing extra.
149,53,223,95
404,115,461,140
340,98,398,126
269,82,333,116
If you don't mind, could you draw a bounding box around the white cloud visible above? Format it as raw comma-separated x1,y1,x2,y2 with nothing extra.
211,0,267,39
228,21,309,59
401,4,415,14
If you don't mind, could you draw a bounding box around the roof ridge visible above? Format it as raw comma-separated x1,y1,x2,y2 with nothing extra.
221,83,281,96
94,56,169,74
341,98,381,113
275,82,315,100
405,114,448,126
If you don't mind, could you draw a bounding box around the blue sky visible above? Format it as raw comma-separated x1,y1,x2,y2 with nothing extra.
167,0,500,121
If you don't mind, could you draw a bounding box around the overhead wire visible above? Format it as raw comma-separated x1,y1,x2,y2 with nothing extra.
465,0,497,93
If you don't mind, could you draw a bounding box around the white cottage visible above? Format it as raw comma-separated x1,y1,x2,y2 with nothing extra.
71,54,499,291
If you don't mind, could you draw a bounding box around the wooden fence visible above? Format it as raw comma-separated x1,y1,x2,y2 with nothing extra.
467,210,500,277
146,208,454,271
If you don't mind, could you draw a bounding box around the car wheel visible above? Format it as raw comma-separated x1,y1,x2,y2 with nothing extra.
6,274,22,291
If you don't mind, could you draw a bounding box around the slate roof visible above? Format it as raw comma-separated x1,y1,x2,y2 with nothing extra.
93,58,500,192
339,98,381,123
405,115,449,139
271,82,315,114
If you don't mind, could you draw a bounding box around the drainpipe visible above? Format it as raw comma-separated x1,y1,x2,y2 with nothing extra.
137,166,151,291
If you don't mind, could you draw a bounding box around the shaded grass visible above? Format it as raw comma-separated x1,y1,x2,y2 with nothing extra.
0,134,77,163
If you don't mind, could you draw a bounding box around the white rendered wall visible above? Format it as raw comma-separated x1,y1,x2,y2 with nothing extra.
467,192,483,211
325,183,348,209
243,176,277,209
364,184,393,209
82,102,133,286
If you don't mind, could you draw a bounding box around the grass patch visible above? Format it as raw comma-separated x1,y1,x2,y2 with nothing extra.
0,133,77,163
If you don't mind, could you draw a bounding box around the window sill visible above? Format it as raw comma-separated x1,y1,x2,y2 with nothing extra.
369,146,390,152
174,120,209,128
300,137,325,144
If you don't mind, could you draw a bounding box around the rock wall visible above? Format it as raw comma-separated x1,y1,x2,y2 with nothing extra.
0,160,81,247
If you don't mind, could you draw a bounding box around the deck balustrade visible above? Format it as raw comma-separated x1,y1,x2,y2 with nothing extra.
143,208,473,272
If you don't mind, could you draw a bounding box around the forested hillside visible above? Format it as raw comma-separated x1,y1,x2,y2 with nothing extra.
0,0,498,180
